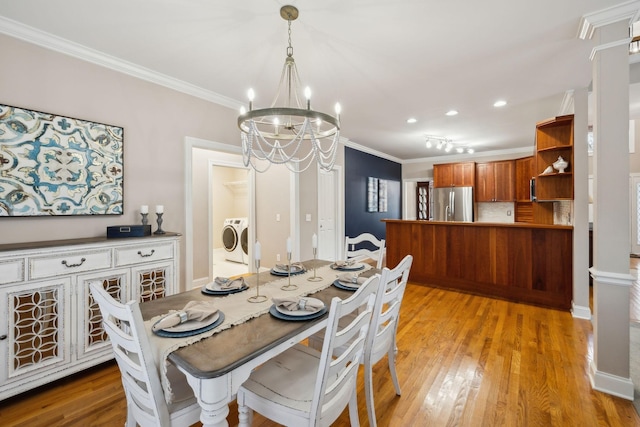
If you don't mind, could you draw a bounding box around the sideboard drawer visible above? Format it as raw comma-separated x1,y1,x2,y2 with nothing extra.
0,259,25,285
29,250,112,280
114,242,174,267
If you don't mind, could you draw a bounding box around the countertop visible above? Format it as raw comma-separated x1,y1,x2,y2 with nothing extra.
382,219,573,230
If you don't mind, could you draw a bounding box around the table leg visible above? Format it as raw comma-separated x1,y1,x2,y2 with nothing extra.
184,374,232,427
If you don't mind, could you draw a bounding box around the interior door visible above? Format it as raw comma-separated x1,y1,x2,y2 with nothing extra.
318,169,338,261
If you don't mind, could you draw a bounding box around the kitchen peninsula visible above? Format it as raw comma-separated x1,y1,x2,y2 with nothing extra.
384,220,572,310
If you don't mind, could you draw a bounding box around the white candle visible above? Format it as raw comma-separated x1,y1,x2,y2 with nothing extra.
156,205,164,214
286,237,292,254
254,241,261,261
140,205,148,214
312,233,318,249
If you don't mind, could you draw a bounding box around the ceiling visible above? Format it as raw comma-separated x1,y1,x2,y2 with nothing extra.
0,0,637,161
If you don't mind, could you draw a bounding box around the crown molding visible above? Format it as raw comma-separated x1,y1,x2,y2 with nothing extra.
403,146,534,164
560,90,575,115
0,16,243,110
344,140,404,164
578,0,640,40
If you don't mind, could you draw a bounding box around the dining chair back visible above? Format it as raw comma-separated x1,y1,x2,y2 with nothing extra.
236,275,380,427
344,232,385,268
363,254,413,427
89,282,200,427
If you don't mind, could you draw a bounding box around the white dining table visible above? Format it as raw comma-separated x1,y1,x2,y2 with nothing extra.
139,259,377,427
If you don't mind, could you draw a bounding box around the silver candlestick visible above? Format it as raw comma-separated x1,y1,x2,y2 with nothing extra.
307,247,323,282
281,251,298,291
247,259,267,303
141,213,148,226
154,213,165,235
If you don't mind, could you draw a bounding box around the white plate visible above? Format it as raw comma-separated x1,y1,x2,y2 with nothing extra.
275,297,324,317
272,265,305,275
205,281,245,292
337,280,360,289
331,262,364,271
161,312,220,332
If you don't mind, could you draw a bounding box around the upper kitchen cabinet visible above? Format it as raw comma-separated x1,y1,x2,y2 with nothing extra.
433,162,475,188
534,115,574,200
515,156,534,202
475,160,515,202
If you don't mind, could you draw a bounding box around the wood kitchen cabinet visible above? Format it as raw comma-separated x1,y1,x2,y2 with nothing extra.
514,156,553,224
433,162,475,188
475,160,514,202
534,115,574,200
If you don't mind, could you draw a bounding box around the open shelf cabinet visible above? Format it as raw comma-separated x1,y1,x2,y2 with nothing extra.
534,115,574,201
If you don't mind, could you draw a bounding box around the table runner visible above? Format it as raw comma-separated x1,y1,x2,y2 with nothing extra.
144,261,372,403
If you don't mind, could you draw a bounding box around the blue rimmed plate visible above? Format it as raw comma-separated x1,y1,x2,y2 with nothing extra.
330,262,365,271
201,284,248,296
332,279,359,291
153,311,225,338
270,265,307,276
269,305,327,321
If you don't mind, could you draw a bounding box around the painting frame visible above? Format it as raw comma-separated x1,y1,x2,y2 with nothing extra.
0,103,124,217
367,177,378,212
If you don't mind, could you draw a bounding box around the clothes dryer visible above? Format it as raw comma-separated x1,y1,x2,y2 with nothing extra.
222,218,248,264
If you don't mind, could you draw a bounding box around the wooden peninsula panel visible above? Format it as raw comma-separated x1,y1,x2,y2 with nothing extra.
384,220,573,310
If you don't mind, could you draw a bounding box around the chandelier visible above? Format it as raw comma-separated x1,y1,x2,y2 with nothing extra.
237,5,341,173
425,135,474,154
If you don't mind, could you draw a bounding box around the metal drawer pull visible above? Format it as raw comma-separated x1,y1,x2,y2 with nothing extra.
137,249,155,258
0,335,7,340
61,258,86,268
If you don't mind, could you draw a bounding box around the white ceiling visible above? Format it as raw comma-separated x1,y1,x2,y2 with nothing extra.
0,0,636,161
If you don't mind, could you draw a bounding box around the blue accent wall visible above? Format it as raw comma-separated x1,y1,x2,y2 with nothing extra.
344,147,402,245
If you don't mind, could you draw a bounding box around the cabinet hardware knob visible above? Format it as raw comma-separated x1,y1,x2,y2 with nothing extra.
61,258,86,268
0,335,7,340
137,249,155,258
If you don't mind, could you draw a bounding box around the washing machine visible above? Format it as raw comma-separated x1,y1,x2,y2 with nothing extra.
222,218,248,264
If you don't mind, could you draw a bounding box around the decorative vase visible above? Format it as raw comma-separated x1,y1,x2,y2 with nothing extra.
553,156,568,173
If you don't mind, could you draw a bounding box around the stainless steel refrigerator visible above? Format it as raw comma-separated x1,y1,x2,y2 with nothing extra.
432,186,474,222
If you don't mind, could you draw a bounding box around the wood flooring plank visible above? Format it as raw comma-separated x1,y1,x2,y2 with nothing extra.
1,282,639,426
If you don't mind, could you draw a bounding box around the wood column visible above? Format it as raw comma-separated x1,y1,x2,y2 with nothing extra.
590,20,634,400
572,87,591,319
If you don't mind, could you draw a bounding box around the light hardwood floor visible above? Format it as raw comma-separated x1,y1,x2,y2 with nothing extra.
1,279,639,426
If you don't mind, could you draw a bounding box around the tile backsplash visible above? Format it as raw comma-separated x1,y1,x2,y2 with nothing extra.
476,202,515,223
553,200,573,225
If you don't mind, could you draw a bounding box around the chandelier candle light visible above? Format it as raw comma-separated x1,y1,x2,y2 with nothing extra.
237,5,341,173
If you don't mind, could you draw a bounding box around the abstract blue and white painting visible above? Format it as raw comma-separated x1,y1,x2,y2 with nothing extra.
0,104,123,216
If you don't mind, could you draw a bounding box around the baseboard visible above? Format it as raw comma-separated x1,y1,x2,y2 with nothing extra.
571,302,591,320
192,276,209,290
589,360,634,400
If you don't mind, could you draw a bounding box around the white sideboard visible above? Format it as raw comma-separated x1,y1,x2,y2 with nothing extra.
0,233,180,401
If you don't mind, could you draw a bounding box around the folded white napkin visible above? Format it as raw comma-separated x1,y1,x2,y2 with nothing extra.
272,296,324,312
213,276,245,289
337,272,367,285
274,262,305,272
334,259,357,268
152,301,219,332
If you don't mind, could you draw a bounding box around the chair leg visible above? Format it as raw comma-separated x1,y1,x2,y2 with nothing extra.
389,344,402,396
238,402,253,426
348,384,360,427
364,361,377,427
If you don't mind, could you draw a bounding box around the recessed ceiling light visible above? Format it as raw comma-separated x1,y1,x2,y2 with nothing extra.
494,100,507,107
445,110,458,116
407,117,417,124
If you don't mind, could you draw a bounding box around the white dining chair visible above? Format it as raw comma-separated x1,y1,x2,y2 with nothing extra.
236,275,380,427
362,254,413,427
344,232,386,269
89,282,201,427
